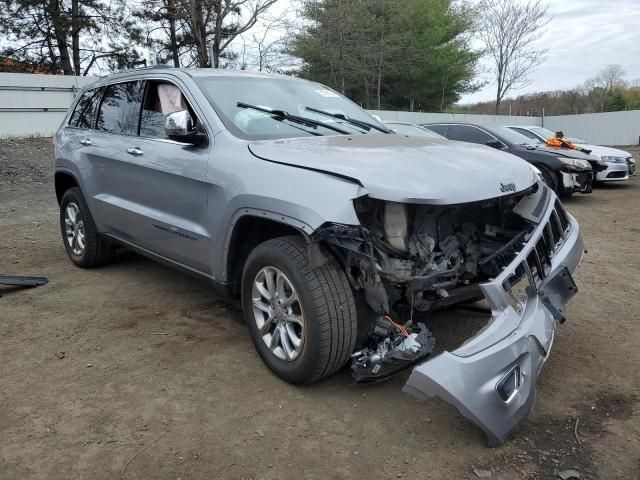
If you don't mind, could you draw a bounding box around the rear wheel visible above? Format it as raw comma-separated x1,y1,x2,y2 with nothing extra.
241,235,357,384
59,187,114,268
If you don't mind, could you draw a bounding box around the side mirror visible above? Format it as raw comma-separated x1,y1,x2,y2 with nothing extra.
165,110,192,137
164,110,208,145
485,139,505,149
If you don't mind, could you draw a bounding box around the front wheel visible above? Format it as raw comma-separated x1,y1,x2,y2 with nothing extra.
241,236,357,384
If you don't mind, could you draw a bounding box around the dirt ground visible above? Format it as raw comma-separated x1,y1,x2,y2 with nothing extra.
1,138,639,480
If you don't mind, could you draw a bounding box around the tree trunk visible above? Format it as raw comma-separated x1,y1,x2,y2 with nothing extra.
41,12,59,73
440,71,448,112
168,0,180,67
376,63,382,110
212,0,223,68
376,39,383,110
189,0,208,67
48,0,73,75
71,0,80,75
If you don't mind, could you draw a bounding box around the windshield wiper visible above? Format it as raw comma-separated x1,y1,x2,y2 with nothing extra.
236,102,351,135
304,106,391,133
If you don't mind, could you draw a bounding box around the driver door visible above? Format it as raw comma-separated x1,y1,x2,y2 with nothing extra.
118,79,212,273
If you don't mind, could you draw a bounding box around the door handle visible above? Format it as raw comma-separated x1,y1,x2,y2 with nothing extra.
79,139,92,146
126,147,143,156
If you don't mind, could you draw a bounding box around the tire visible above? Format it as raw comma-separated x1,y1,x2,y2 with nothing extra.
59,187,114,268
539,165,559,193
241,235,357,385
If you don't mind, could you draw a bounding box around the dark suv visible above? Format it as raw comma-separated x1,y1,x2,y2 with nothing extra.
422,122,599,195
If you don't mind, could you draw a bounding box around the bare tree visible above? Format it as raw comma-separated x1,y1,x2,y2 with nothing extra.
238,6,293,72
591,64,627,92
186,0,279,68
565,87,584,114
476,0,549,113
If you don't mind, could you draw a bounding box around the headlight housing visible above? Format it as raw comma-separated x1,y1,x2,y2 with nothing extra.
531,164,543,180
600,156,626,163
558,157,590,169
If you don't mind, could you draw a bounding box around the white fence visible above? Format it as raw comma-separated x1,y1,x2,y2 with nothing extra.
0,73,96,137
368,110,542,127
370,109,640,146
0,73,639,145
544,110,640,146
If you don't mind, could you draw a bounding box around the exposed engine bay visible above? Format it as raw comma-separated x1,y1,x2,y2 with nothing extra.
313,184,542,381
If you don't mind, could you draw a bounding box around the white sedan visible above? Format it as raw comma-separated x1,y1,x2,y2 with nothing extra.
507,125,636,182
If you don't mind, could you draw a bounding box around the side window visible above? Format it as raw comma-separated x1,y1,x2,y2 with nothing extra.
95,81,142,135
140,80,199,139
449,125,494,144
68,88,102,129
424,124,449,137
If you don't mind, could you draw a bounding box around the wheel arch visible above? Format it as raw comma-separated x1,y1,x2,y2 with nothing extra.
54,169,82,205
222,210,312,298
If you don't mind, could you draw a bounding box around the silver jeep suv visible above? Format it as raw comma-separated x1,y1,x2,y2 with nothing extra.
54,67,585,445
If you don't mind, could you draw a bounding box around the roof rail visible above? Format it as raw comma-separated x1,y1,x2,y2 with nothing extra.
148,64,175,69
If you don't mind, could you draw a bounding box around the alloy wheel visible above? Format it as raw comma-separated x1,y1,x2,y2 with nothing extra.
251,266,305,361
64,202,85,256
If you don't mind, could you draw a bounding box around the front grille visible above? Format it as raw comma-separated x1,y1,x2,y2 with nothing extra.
525,200,571,286
627,158,636,175
606,171,627,179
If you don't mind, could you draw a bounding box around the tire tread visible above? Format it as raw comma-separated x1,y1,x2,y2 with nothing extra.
245,235,356,384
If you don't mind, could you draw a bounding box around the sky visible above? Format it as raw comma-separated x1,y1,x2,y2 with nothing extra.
461,0,640,103
261,0,640,105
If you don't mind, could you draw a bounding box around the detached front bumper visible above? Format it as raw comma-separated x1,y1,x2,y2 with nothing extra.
403,196,584,446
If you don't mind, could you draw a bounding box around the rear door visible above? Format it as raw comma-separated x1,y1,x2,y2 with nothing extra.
87,80,145,238
57,87,103,191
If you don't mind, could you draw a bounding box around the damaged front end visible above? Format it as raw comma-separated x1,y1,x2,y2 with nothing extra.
558,157,595,194
311,182,584,445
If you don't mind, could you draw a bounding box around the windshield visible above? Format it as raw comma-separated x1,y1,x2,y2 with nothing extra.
529,127,557,139
491,125,539,146
386,123,445,139
194,76,386,140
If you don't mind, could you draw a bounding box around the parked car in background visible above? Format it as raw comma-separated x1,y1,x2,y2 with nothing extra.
387,121,544,180
506,125,636,182
422,122,597,196
54,67,585,445
385,121,446,139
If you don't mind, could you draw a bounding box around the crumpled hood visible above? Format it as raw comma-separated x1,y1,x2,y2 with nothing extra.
248,135,537,204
